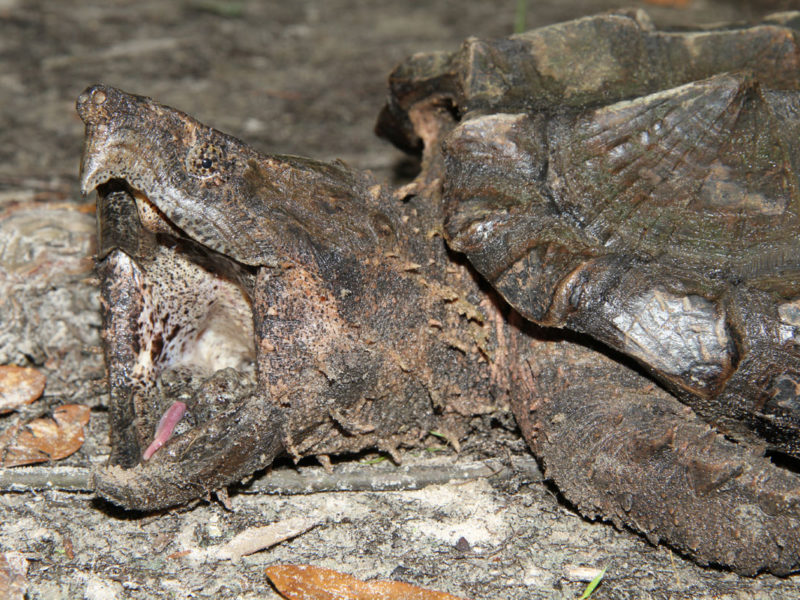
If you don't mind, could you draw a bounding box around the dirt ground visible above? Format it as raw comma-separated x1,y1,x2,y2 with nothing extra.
2,1,800,598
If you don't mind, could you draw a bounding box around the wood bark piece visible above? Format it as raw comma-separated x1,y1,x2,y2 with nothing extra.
207,517,320,561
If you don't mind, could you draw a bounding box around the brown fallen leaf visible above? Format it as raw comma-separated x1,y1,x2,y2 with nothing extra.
0,404,90,467
0,366,46,414
0,552,28,600
265,564,470,600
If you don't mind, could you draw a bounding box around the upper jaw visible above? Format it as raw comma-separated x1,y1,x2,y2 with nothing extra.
79,120,137,197
77,85,126,194
79,143,113,196
77,84,168,199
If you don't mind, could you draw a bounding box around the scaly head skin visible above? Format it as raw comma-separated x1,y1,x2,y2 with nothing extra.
78,84,389,268
78,84,269,264
78,84,503,510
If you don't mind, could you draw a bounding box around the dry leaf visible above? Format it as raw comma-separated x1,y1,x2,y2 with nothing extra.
180,517,320,563
0,552,28,600
265,564,470,600
211,517,319,561
0,404,90,467
0,366,46,414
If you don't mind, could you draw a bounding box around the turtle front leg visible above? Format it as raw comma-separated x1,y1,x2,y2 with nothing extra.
509,329,800,576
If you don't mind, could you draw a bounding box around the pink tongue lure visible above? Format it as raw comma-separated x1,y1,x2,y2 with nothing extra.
143,401,187,460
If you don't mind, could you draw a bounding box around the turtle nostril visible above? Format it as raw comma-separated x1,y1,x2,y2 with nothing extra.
76,84,109,121
91,86,108,105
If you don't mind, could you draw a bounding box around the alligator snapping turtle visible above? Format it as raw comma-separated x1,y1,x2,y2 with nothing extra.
78,11,800,576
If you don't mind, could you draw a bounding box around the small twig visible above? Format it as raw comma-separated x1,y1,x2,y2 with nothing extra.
0,457,541,496
0,465,92,492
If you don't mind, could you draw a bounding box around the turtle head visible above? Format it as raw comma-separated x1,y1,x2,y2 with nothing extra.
78,84,272,266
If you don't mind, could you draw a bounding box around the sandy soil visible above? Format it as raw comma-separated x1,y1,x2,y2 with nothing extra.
1,1,800,598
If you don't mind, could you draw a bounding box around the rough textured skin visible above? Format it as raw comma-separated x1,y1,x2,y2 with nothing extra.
508,327,800,576
439,74,800,457
78,85,503,511
77,11,800,577
375,10,800,576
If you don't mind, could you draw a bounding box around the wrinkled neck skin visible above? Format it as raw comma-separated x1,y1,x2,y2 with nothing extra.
83,86,511,510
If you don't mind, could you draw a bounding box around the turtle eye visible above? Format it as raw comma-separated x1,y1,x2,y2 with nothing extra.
186,141,226,180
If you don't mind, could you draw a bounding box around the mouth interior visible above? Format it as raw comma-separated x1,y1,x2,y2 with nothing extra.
99,181,258,460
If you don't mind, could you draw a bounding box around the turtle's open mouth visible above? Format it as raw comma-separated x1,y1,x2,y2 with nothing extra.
95,180,258,467
77,85,286,507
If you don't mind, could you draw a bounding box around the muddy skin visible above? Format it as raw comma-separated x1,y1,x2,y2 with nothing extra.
78,12,800,576
377,11,800,575
79,84,505,511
